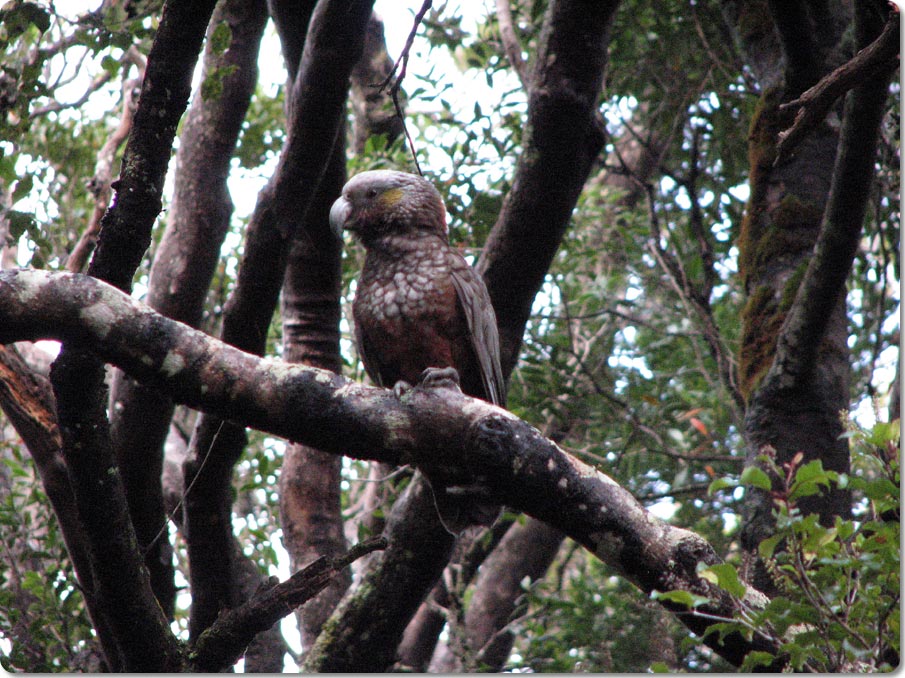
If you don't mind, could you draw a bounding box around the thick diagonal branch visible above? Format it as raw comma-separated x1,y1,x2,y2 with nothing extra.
0,268,781,669
478,0,617,371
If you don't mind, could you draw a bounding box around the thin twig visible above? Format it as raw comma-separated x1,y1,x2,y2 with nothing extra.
539,303,703,338
144,420,225,554
190,536,388,672
641,179,745,418
495,0,528,90
31,71,114,118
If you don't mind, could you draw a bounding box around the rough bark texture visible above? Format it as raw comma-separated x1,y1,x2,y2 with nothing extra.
280,11,417,658
50,347,183,672
767,6,896,389
102,0,268,634
0,268,784,669
302,474,457,672
776,12,899,161
396,519,513,671
87,0,218,292
45,0,218,667
266,3,398,655
279,140,348,651
67,51,143,274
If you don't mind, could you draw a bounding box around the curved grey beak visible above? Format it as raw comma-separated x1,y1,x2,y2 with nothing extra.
329,195,351,240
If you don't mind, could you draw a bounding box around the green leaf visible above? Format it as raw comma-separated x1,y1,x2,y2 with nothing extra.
789,460,835,500
11,174,33,203
21,570,43,594
786,602,820,625
101,55,121,77
200,64,237,101
740,651,777,671
1,2,51,39
705,620,752,642
793,459,828,483
862,477,898,502
700,562,746,598
707,476,734,494
866,420,900,447
651,589,709,608
758,533,784,559
740,466,772,491
781,635,827,670
5,210,36,240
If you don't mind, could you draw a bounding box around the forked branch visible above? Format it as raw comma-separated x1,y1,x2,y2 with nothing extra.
191,537,387,672
776,10,899,163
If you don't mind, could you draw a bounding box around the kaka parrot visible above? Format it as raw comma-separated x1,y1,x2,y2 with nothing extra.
330,169,505,532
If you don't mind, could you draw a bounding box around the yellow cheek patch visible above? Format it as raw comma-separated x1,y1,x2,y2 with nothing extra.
378,187,405,208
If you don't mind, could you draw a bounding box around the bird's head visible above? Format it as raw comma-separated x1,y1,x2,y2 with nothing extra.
329,170,449,248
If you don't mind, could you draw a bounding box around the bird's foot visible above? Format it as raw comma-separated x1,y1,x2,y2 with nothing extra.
392,380,413,399
418,366,461,392
393,367,461,402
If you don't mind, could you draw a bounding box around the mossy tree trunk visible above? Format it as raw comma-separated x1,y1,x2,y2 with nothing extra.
727,0,892,593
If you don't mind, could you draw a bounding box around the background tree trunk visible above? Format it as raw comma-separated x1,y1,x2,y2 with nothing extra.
724,0,856,593
108,0,268,626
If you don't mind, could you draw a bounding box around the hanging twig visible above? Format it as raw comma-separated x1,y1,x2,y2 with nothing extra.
30,70,115,118
375,0,433,175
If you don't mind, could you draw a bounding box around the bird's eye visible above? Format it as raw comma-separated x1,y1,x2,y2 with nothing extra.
367,188,379,199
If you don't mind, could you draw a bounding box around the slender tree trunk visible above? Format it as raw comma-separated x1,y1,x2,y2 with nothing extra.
105,0,267,625
430,518,564,672
180,0,374,643
279,139,348,650
46,0,219,666
275,10,402,652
